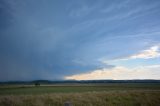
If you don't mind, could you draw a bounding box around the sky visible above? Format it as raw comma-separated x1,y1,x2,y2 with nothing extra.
0,0,160,81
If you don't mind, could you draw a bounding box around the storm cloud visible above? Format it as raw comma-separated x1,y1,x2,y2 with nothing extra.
0,0,160,81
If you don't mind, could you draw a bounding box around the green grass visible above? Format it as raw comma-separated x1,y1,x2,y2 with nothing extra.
0,83,160,106
0,83,160,95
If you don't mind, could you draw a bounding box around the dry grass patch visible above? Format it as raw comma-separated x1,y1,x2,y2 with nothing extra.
0,90,160,106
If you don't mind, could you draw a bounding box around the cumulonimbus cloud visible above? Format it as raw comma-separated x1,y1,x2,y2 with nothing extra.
65,65,160,80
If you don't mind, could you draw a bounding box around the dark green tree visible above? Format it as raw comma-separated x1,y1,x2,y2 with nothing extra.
34,82,40,86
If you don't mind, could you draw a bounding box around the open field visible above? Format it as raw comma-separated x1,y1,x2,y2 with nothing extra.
0,83,160,106
0,83,160,95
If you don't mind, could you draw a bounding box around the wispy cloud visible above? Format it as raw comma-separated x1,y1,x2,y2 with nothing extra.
68,1,100,18
100,0,160,20
100,0,130,13
117,45,160,61
65,65,160,80
102,45,160,63
129,46,160,59
67,0,160,42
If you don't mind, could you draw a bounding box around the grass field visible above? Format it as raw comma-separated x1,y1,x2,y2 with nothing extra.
0,83,160,106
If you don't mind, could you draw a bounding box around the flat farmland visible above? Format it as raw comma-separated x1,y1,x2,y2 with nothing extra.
0,83,160,106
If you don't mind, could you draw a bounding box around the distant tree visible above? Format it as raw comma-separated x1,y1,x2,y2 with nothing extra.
35,82,40,86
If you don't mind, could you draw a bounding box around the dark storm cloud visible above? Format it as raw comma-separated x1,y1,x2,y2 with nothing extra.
0,0,160,81
0,0,114,81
